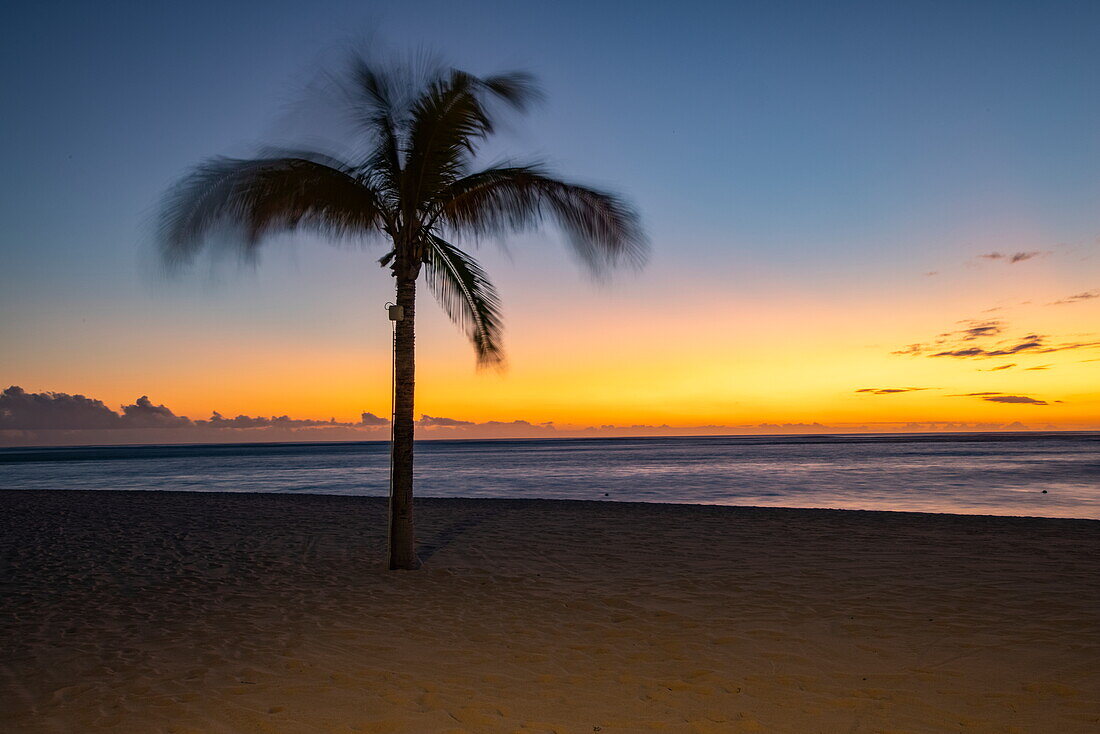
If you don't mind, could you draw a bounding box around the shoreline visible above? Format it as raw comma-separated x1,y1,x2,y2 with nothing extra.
3,491,1098,732
4,487,1100,522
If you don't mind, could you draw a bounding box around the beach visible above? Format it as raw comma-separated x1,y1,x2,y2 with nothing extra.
2,490,1098,733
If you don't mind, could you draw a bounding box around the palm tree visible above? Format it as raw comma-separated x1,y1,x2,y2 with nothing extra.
157,55,646,569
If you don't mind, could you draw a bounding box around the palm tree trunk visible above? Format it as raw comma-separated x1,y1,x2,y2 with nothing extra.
387,272,421,570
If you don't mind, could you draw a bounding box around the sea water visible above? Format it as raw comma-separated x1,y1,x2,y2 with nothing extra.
1,433,1098,519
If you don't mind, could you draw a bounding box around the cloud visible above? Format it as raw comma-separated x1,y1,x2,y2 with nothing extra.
359,412,389,426
3,387,1090,448
937,320,1004,341
1049,290,1099,306
981,364,1015,371
749,422,829,430
931,336,1044,358
895,320,1011,356
1023,365,1051,371
0,388,418,436
961,321,1003,340
896,315,1100,359
948,391,1050,406
0,386,122,429
0,387,190,430
854,387,931,395
418,414,474,427
121,396,192,428
201,412,357,429
979,251,1043,263
983,395,1049,405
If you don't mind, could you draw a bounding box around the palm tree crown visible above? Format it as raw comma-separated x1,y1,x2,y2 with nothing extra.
159,57,647,365
158,54,646,569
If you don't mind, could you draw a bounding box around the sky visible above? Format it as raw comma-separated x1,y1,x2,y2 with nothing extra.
1,0,1098,444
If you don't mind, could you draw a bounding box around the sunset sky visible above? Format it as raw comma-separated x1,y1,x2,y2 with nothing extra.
2,0,1098,442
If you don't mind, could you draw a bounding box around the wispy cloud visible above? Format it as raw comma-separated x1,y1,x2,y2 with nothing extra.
931,336,1045,358
894,317,1100,360
983,395,1049,405
979,251,1044,264
948,391,1050,406
981,363,1015,371
954,320,1004,340
1048,290,1099,306
854,387,931,395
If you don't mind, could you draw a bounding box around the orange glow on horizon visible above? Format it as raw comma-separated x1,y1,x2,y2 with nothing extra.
9,255,1096,435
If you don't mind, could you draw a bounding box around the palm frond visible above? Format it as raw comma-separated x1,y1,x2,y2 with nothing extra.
435,164,648,274
157,153,387,266
479,71,543,111
404,70,543,214
347,57,406,197
423,234,504,367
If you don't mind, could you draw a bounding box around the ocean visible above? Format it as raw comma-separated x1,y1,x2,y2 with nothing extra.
1,432,1098,519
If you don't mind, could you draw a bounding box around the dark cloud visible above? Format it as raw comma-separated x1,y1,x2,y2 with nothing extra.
948,391,1050,406
201,412,353,429
981,364,1015,371
121,396,191,428
204,412,270,428
897,320,1017,357
0,387,190,430
0,386,121,429
855,387,930,395
418,414,474,427
2,387,1086,449
1049,290,1099,306
0,386,390,437
962,321,1003,340
979,251,1043,263
923,271,939,277
750,422,829,430
940,320,1004,341
359,412,389,426
931,336,1044,358
1038,341,1100,354
983,395,1048,405
898,314,1100,358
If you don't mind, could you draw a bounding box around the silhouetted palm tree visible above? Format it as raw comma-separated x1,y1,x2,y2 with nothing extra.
157,56,646,569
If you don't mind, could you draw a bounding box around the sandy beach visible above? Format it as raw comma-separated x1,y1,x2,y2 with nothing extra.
1,490,1097,733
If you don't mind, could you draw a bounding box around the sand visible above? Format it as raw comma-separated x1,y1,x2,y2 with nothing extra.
1,490,1097,733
